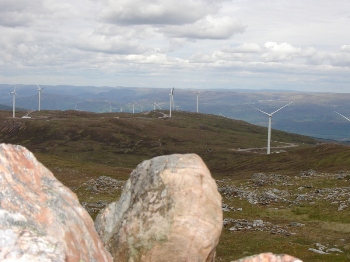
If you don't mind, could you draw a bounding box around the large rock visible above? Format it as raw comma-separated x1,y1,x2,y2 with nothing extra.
232,252,302,262
95,153,222,262
0,144,112,262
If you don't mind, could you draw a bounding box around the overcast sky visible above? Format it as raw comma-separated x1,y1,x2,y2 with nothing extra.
0,0,350,92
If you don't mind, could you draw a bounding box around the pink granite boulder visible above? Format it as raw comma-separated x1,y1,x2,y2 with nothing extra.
95,153,223,262
0,144,112,261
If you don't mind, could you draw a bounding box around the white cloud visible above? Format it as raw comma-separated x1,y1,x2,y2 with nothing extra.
221,43,261,53
161,16,245,39
329,45,350,67
341,45,350,52
262,42,302,62
74,31,147,55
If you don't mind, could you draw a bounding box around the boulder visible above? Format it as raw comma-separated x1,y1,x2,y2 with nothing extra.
0,144,112,262
95,153,222,262
232,252,302,262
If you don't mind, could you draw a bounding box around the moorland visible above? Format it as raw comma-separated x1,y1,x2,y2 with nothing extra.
0,109,349,261
2,84,350,141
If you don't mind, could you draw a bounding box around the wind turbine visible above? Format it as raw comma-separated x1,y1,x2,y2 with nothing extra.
37,85,44,111
119,106,123,112
108,102,117,112
196,91,200,113
251,102,292,154
10,86,16,118
153,102,161,110
129,101,138,114
169,87,174,117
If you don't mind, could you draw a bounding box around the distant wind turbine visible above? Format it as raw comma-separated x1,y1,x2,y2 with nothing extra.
335,111,350,122
169,87,174,117
108,102,117,112
252,102,292,154
37,85,44,111
153,101,161,110
129,101,138,113
196,91,200,113
10,86,17,118
119,106,123,112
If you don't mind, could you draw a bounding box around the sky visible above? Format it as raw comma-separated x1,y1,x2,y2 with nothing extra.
0,0,350,92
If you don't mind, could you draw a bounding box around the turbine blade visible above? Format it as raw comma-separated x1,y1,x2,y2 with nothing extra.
335,111,350,122
271,102,292,115
251,105,270,116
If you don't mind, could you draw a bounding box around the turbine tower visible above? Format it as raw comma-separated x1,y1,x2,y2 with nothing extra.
169,87,174,117
10,86,16,118
252,102,292,154
196,91,200,113
37,85,44,111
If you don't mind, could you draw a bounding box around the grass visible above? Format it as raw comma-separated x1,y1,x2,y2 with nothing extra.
1,109,350,261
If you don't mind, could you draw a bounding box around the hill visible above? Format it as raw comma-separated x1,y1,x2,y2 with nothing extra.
2,84,350,140
0,109,318,175
2,109,350,177
1,110,350,261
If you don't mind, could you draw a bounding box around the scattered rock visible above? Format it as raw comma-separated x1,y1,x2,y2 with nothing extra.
224,219,294,236
0,144,112,261
308,248,328,254
82,175,125,193
232,252,302,262
95,153,222,262
300,169,317,177
338,203,348,211
326,247,343,253
289,222,304,227
307,243,343,255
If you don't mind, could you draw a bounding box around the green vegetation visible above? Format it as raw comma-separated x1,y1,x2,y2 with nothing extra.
0,109,349,261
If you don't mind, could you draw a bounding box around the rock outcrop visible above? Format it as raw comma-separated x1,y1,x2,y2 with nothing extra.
0,144,112,261
95,153,222,262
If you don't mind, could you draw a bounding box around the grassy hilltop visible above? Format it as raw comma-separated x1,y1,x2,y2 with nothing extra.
0,109,350,261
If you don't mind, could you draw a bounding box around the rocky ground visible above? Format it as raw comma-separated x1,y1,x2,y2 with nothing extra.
71,169,350,260
217,169,350,259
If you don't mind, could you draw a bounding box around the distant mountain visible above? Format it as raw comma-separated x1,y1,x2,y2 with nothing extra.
1,84,350,140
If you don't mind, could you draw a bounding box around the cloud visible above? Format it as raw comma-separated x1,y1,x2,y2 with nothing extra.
0,0,44,27
262,42,302,62
101,0,222,25
74,31,147,55
221,43,261,53
330,45,350,67
340,45,350,52
99,0,244,40
161,16,245,40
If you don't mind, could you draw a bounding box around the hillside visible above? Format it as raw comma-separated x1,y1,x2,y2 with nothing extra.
0,109,318,175
1,110,350,261
2,109,350,177
2,85,350,140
